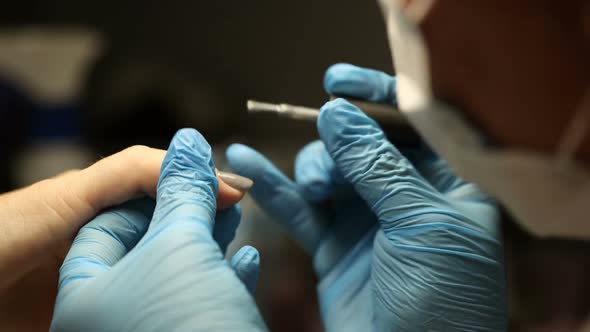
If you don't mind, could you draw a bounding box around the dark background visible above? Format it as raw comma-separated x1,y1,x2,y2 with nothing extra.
0,2,589,331
0,0,391,154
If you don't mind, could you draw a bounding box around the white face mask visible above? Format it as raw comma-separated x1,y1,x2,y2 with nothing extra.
381,0,590,238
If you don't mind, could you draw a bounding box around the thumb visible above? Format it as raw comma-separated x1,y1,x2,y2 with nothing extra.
150,128,218,233
230,245,261,295
318,99,445,226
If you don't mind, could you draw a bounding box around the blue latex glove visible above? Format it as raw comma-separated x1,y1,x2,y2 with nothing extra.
226,64,507,331
51,129,267,331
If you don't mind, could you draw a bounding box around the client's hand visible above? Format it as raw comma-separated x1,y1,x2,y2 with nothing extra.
0,143,249,331
51,129,266,331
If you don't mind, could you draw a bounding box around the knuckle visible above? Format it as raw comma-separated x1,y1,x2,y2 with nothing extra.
120,145,155,172
55,169,81,178
123,145,152,160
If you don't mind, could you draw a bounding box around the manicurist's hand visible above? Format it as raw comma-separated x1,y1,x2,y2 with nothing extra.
225,64,507,331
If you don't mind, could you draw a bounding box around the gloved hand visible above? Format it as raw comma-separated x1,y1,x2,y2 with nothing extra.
51,129,267,332
226,64,507,331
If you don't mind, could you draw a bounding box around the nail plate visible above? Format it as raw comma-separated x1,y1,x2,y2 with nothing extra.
217,170,254,192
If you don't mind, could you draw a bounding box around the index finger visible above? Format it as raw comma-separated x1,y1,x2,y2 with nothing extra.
151,129,218,232
68,146,246,213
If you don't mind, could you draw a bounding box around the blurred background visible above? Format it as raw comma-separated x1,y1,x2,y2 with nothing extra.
0,1,588,331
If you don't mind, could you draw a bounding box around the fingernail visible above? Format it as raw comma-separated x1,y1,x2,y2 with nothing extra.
217,170,254,191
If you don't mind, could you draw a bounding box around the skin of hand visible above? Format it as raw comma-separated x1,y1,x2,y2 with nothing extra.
0,145,248,331
50,129,266,331
225,65,507,331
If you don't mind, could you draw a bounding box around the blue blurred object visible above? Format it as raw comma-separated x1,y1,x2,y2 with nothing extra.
51,129,267,331
0,75,90,188
0,75,81,142
29,103,81,141
226,64,507,331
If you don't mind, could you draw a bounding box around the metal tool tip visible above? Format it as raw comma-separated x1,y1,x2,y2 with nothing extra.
246,100,280,113
246,100,257,111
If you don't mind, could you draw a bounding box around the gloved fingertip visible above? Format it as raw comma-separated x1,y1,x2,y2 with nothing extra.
324,63,374,98
230,245,261,294
295,141,334,202
325,63,358,79
324,64,398,105
226,144,257,169
231,245,260,267
295,141,325,168
153,128,219,228
226,144,272,181
226,143,252,160
320,97,362,111
159,128,216,189
169,128,212,159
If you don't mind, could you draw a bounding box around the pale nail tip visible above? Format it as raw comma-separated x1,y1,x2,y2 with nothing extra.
217,171,254,191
